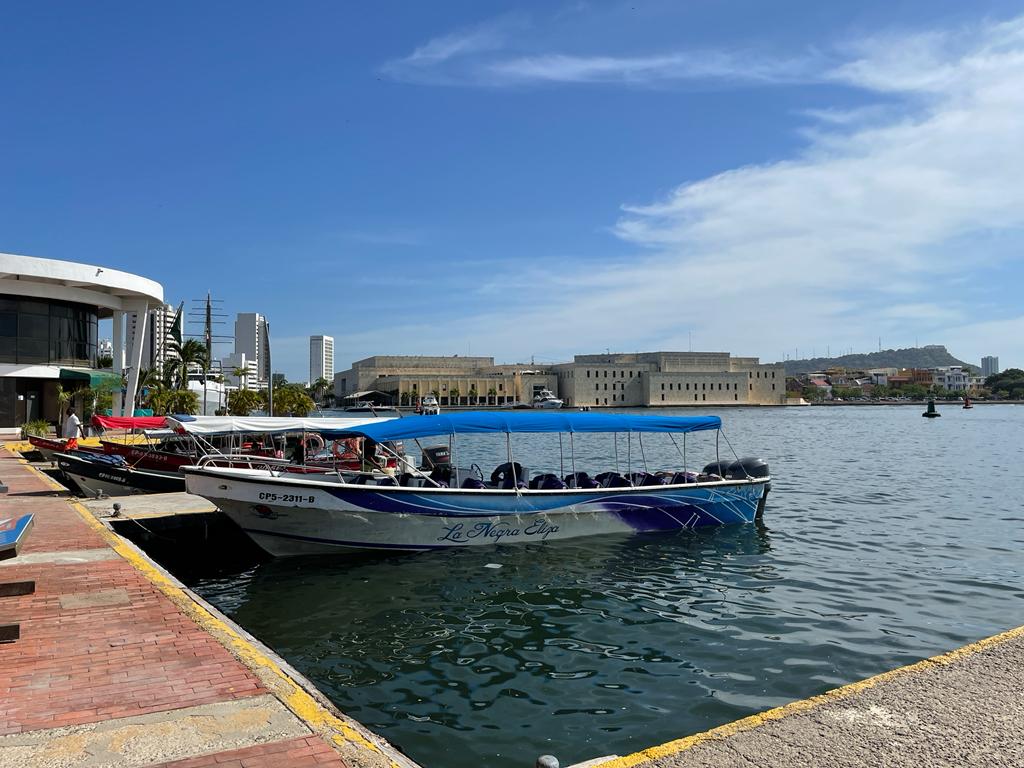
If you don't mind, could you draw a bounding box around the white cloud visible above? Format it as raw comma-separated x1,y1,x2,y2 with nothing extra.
342,15,1024,372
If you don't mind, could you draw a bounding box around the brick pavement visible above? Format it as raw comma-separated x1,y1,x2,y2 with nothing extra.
0,447,353,767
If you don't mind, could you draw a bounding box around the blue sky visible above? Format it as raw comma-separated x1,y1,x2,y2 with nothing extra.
2,1,1023,378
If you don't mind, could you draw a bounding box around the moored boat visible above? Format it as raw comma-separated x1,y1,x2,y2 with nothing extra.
55,452,186,497
181,411,771,557
532,389,563,409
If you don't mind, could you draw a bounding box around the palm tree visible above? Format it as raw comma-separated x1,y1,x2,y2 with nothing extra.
449,387,460,406
232,366,249,390
168,339,209,390
468,385,478,405
487,387,497,406
312,377,331,405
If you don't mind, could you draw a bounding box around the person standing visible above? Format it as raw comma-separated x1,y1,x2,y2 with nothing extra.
62,407,82,449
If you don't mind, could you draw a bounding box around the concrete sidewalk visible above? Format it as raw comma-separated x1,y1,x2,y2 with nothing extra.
589,625,1024,768
0,448,415,768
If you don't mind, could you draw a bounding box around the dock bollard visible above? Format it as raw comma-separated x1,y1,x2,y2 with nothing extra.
537,756,559,768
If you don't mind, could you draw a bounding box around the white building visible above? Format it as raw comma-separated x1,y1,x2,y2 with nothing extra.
234,312,269,384
126,302,181,372
931,366,969,392
221,351,259,390
309,335,334,385
981,356,999,377
0,252,163,430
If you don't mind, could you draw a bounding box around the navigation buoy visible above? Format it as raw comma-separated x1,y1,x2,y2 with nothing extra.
922,398,941,418
963,396,973,409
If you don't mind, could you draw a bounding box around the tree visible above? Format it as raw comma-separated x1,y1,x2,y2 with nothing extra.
227,388,263,416
468,385,478,405
400,391,411,406
311,377,331,405
97,355,114,369
487,387,497,405
985,369,1024,399
167,339,209,390
148,389,200,415
449,387,460,406
263,384,314,416
232,367,249,389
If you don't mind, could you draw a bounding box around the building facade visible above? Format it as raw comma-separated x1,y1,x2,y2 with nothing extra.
233,312,269,384
553,352,786,407
309,335,334,385
333,355,558,406
931,366,969,392
981,356,999,377
126,302,180,372
0,252,163,430
220,351,259,390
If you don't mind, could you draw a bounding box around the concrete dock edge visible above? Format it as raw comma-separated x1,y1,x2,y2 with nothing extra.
10,451,421,768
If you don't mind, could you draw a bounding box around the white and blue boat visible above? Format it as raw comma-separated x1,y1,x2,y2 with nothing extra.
180,411,771,557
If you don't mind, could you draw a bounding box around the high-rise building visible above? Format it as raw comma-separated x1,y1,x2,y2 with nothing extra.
234,313,270,383
981,356,999,377
126,302,182,371
309,335,334,385
221,351,259,390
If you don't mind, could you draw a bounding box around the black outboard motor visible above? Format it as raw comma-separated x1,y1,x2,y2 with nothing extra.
701,457,770,480
420,445,451,471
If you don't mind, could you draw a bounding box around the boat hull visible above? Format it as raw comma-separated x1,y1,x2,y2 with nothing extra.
183,467,769,556
56,453,186,497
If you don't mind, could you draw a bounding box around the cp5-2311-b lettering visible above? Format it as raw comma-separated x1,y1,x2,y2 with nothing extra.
258,492,316,504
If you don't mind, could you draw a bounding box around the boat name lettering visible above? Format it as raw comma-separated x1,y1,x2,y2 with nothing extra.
258,492,316,504
437,519,560,544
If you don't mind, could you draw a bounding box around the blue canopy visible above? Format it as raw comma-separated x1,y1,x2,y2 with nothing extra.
322,411,721,441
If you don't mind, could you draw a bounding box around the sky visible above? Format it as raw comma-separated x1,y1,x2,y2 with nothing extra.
2,1,1023,379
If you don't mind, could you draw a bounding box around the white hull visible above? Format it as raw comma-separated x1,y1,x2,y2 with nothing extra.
62,470,146,498
183,466,768,557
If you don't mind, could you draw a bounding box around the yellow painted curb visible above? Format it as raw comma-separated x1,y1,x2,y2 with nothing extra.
595,622,1024,768
15,453,405,768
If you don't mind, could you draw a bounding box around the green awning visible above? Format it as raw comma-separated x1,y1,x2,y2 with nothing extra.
59,368,123,389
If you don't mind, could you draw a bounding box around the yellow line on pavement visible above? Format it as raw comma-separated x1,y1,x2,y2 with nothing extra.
16,453,403,768
596,622,1024,767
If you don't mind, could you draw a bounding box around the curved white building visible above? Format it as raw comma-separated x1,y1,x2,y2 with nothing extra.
0,252,164,431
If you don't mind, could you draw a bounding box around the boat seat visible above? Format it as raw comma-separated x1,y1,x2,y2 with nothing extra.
461,477,487,489
595,472,631,488
565,472,599,489
539,474,567,490
350,474,377,485
669,471,697,484
629,472,665,486
398,472,415,487
501,476,528,490
377,476,398,486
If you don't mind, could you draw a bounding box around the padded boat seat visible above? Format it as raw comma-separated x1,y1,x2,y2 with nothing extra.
595,472,631,488
461,477,487,489
669,471,698,484
377,476,398,486
350,474,376,485
565,472,599,489
530,473,567,490
629,472,665,486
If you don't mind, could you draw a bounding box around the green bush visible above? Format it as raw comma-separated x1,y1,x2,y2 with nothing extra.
21,419,51,439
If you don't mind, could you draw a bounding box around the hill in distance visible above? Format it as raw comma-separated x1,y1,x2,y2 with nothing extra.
780,345,977,376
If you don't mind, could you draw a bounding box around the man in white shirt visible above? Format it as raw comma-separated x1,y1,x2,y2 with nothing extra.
62,408,82,439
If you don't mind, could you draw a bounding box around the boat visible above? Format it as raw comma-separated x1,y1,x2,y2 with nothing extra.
415,395,440,415
55,452,186,497
27,435,102,463
180,411,771,557
532,389,563,409
344,401,400,415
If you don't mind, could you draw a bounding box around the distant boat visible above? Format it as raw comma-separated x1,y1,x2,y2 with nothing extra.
532,389,564,409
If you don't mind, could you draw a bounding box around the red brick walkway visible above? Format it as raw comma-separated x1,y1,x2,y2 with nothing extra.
0,448,349,766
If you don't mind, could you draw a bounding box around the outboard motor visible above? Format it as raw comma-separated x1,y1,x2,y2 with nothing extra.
701,460,731,478
726,457,770,480
420,445,451,471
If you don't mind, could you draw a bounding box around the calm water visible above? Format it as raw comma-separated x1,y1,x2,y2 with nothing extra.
186,406,1024,768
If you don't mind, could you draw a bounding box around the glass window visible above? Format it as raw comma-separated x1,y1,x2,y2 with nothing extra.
0,312,16,337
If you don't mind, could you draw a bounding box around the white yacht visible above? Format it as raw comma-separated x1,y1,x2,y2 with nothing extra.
532,389,563,409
